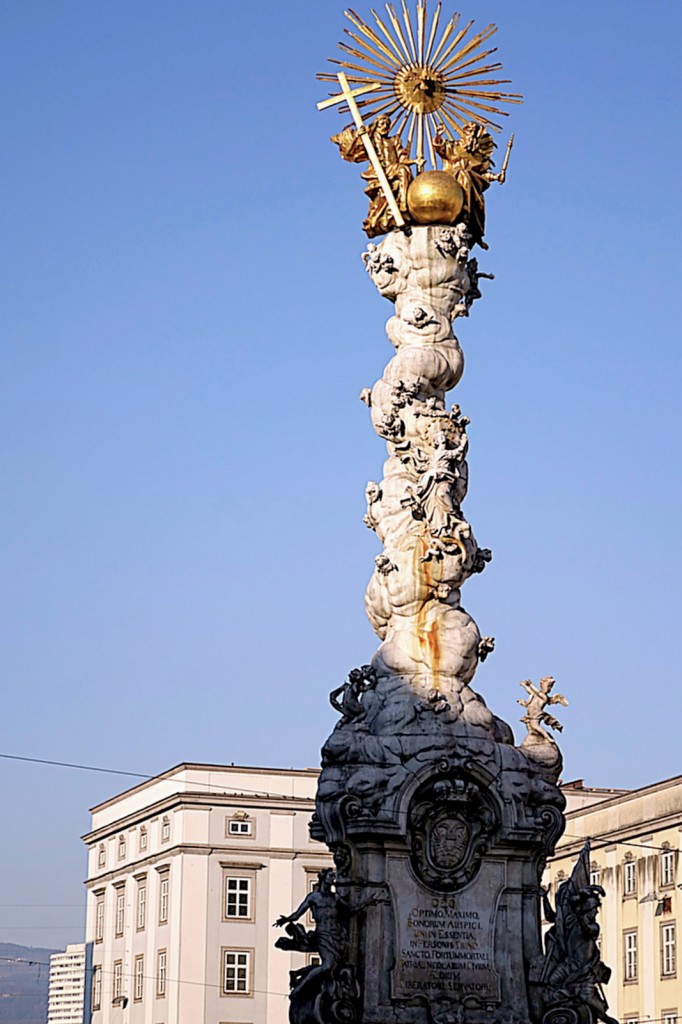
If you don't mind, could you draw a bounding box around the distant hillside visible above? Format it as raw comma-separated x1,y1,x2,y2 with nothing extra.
0,943,57,1024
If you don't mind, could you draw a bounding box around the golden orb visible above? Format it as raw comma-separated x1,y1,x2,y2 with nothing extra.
407,171,464,226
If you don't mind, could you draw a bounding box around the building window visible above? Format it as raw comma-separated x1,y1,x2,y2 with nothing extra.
662,923,677,977
222,949,252,995
662,849,676,888
159,874,170,924
157,949,167,997
662,1013,677,1024
118,834,126,860
139,826,148,852
92,966,102,1010
134,955,144,1002
304,871,328,928
115,889,125,936
624,930,638,981
590,862,601,888
161,816,171,842
224,877,251,920
113,960,123,1000
227,816,252,837
623,859,637,896
97,844,106,868
95,897,104,943
137,883,147,931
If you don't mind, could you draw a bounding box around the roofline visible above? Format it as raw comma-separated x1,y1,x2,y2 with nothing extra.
565,770,682,820
89,762,321,813
83,788,316,843
89,763,682,817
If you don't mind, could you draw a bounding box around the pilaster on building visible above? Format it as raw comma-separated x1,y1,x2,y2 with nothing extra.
82,765,682,1024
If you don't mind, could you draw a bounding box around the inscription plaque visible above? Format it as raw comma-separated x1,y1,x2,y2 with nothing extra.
387,855,506,1003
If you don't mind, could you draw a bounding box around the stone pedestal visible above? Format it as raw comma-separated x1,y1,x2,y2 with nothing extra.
312,733,564,1024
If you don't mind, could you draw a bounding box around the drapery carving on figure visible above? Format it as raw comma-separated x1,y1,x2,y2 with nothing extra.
332,115,414,238
434,122,504,248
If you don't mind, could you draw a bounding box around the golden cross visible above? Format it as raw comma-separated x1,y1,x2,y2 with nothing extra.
317,72,406,230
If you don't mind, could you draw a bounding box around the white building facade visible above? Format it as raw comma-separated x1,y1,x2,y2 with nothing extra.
548,775,682,1024
82,764,332,1024
47,942,87,1024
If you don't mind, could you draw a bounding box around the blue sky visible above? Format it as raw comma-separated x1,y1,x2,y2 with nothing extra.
1,0,681,949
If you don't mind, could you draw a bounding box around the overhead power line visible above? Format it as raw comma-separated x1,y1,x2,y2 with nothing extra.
1,750,680,854
0,751,291,800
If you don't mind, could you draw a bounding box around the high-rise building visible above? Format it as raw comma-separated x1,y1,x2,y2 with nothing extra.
47,942,86,1024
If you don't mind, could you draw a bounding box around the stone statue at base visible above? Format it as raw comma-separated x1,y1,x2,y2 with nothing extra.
529,844,619,1024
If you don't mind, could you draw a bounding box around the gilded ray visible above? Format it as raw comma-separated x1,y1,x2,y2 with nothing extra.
430,12,461,67
424,2,441,64
417,2,426,63
339,39,397,74
332,55,393,79
384,4,414,63
370,8,409,63
346,10,402,65
319,1,522,171
436,26,498,74
433,19,473,70
342,29,399,71
401,0,419,61
443,49,501,79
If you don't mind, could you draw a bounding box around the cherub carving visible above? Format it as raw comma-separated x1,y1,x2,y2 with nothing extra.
329,666,376,726
472,546,492,573
363,481,382,530
391,379,420,408
415,395,445,420
518,676,568,742
375,410,404,442
375,554,397,576
420,517,473,564
362,243,398,277
478,636,495,662
450,404,471,429
455,256,496,317
403,305,439,331
435,223,473,265
416,688,451,715
400,484,426,521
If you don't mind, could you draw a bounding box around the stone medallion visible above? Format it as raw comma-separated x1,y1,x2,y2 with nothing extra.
409,771,497,892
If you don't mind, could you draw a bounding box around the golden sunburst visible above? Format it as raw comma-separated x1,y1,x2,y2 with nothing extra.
318,2,522,172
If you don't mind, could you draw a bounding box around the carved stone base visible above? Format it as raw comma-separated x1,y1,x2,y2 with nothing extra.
309,735,565,1024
